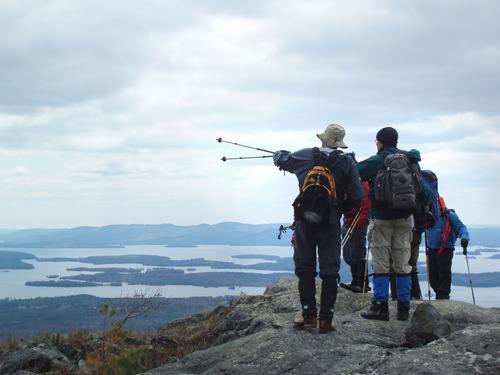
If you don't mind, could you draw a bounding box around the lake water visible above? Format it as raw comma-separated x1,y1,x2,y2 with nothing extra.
0,244,499,308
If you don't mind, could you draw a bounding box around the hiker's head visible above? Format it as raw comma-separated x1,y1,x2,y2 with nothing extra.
317,124,348,149
376,127,398,149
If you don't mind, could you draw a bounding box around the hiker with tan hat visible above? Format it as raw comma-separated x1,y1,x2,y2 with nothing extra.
273,124,364,333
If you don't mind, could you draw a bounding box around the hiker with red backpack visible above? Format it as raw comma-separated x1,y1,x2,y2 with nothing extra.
357,127,427,321
273,124,364,333
339,180,371,293
426,192,469,300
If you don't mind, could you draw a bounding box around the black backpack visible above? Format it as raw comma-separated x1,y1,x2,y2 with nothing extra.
373,152,422,211
293,148,340,225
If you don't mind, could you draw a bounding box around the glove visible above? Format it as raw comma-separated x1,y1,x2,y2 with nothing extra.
461,238,469,255
273,150,289,166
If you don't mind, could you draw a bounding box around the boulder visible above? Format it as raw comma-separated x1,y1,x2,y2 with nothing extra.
0,345,71,375
405,300,500,347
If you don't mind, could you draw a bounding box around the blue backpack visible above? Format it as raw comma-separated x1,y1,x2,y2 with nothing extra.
422,170,440,221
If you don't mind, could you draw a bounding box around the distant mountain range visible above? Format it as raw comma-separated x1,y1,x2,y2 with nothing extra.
0,222,293,248
0,222,498,248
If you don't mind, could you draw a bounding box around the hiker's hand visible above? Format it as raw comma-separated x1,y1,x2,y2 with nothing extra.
461,239,469,255
273,151,286,165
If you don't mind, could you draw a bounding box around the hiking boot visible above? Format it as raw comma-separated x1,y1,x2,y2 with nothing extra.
339,282,363,293
397,301,410,321
318,319,336,334
294,314,317,330
361,301,389,321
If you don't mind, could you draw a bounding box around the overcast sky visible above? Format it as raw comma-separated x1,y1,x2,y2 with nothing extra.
0,0,499,228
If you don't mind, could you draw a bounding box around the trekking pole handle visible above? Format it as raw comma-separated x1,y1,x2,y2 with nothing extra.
216,138,274,154
221,155,273,162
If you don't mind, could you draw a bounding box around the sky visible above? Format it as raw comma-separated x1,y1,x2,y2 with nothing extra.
0,0,499,228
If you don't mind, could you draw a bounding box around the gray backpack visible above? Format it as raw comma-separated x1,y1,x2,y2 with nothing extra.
373,152,421,210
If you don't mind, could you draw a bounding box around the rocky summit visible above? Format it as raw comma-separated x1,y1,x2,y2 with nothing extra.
141,277,500,375
0,277,499,374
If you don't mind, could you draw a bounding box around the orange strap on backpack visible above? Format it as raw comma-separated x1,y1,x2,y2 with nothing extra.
301,166,337,199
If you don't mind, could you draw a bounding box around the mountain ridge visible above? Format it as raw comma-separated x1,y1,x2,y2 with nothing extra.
0,222,498,248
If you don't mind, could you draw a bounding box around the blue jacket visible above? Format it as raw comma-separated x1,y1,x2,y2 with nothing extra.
427,209,469,250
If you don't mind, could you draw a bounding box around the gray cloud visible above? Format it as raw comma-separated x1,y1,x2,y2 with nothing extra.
0,0,499,227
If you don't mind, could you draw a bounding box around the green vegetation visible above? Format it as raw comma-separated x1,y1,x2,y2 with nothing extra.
0,294,230,340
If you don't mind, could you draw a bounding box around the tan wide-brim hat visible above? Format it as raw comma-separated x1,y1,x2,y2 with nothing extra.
317,123,348,149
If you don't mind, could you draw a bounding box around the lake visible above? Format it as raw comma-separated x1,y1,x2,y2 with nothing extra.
0,244,499,307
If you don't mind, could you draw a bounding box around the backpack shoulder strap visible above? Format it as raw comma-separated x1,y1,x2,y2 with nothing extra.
312,147,321,165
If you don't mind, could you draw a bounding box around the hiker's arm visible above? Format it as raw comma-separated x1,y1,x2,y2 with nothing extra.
273,148,310,173
273,150,295,172
343,158,364,212
449,211,469,242
357,155,382,181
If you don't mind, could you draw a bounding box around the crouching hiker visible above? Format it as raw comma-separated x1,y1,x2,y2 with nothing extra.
357,127,426,321
427,194,469,300
340,180,371,293
273,124,364,333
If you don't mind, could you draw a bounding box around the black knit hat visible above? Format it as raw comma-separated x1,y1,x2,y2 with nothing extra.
376,127,398,147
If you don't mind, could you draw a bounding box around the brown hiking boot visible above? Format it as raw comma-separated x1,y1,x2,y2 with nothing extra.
318,319,336,333
294,314,317,330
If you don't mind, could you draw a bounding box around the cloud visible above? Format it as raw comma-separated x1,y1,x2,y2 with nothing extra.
0,1,499,227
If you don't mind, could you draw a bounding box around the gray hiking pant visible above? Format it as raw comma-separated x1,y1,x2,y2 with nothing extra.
368,216,413,275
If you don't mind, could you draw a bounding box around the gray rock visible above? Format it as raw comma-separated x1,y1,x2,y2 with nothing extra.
0,345,71,375
405,300,500,347
139,277,500,375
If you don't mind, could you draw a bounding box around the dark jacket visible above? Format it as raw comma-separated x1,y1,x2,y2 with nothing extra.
274,147,364,214
357,147,425,220
427,209,469,250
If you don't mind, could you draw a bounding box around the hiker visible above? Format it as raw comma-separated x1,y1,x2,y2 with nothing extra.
273,124,364,333
427,194,469,300
357,127,425,321
339,180,371,293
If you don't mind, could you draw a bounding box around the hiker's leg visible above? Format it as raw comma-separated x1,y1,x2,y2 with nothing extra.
294,220,318,318
350,225,368,288
427,250,439,296
341,223,355,286
368,219,393,300
409,230,422,299
436,248,454,300
317,216,341,323
392,216,413,318
361,219,394,320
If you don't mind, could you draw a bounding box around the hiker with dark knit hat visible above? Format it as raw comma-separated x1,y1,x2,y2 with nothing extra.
427,195,469,300
357,127,426,321
339,180,371,293
273,124,364,333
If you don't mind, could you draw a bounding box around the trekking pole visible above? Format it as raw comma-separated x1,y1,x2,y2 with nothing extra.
362,244,370,305
424,242,431,301
216,138,274,154
464,247,476,305
341,209,360,247
423,212,432,301
221,155,273,162
341,208,361,248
